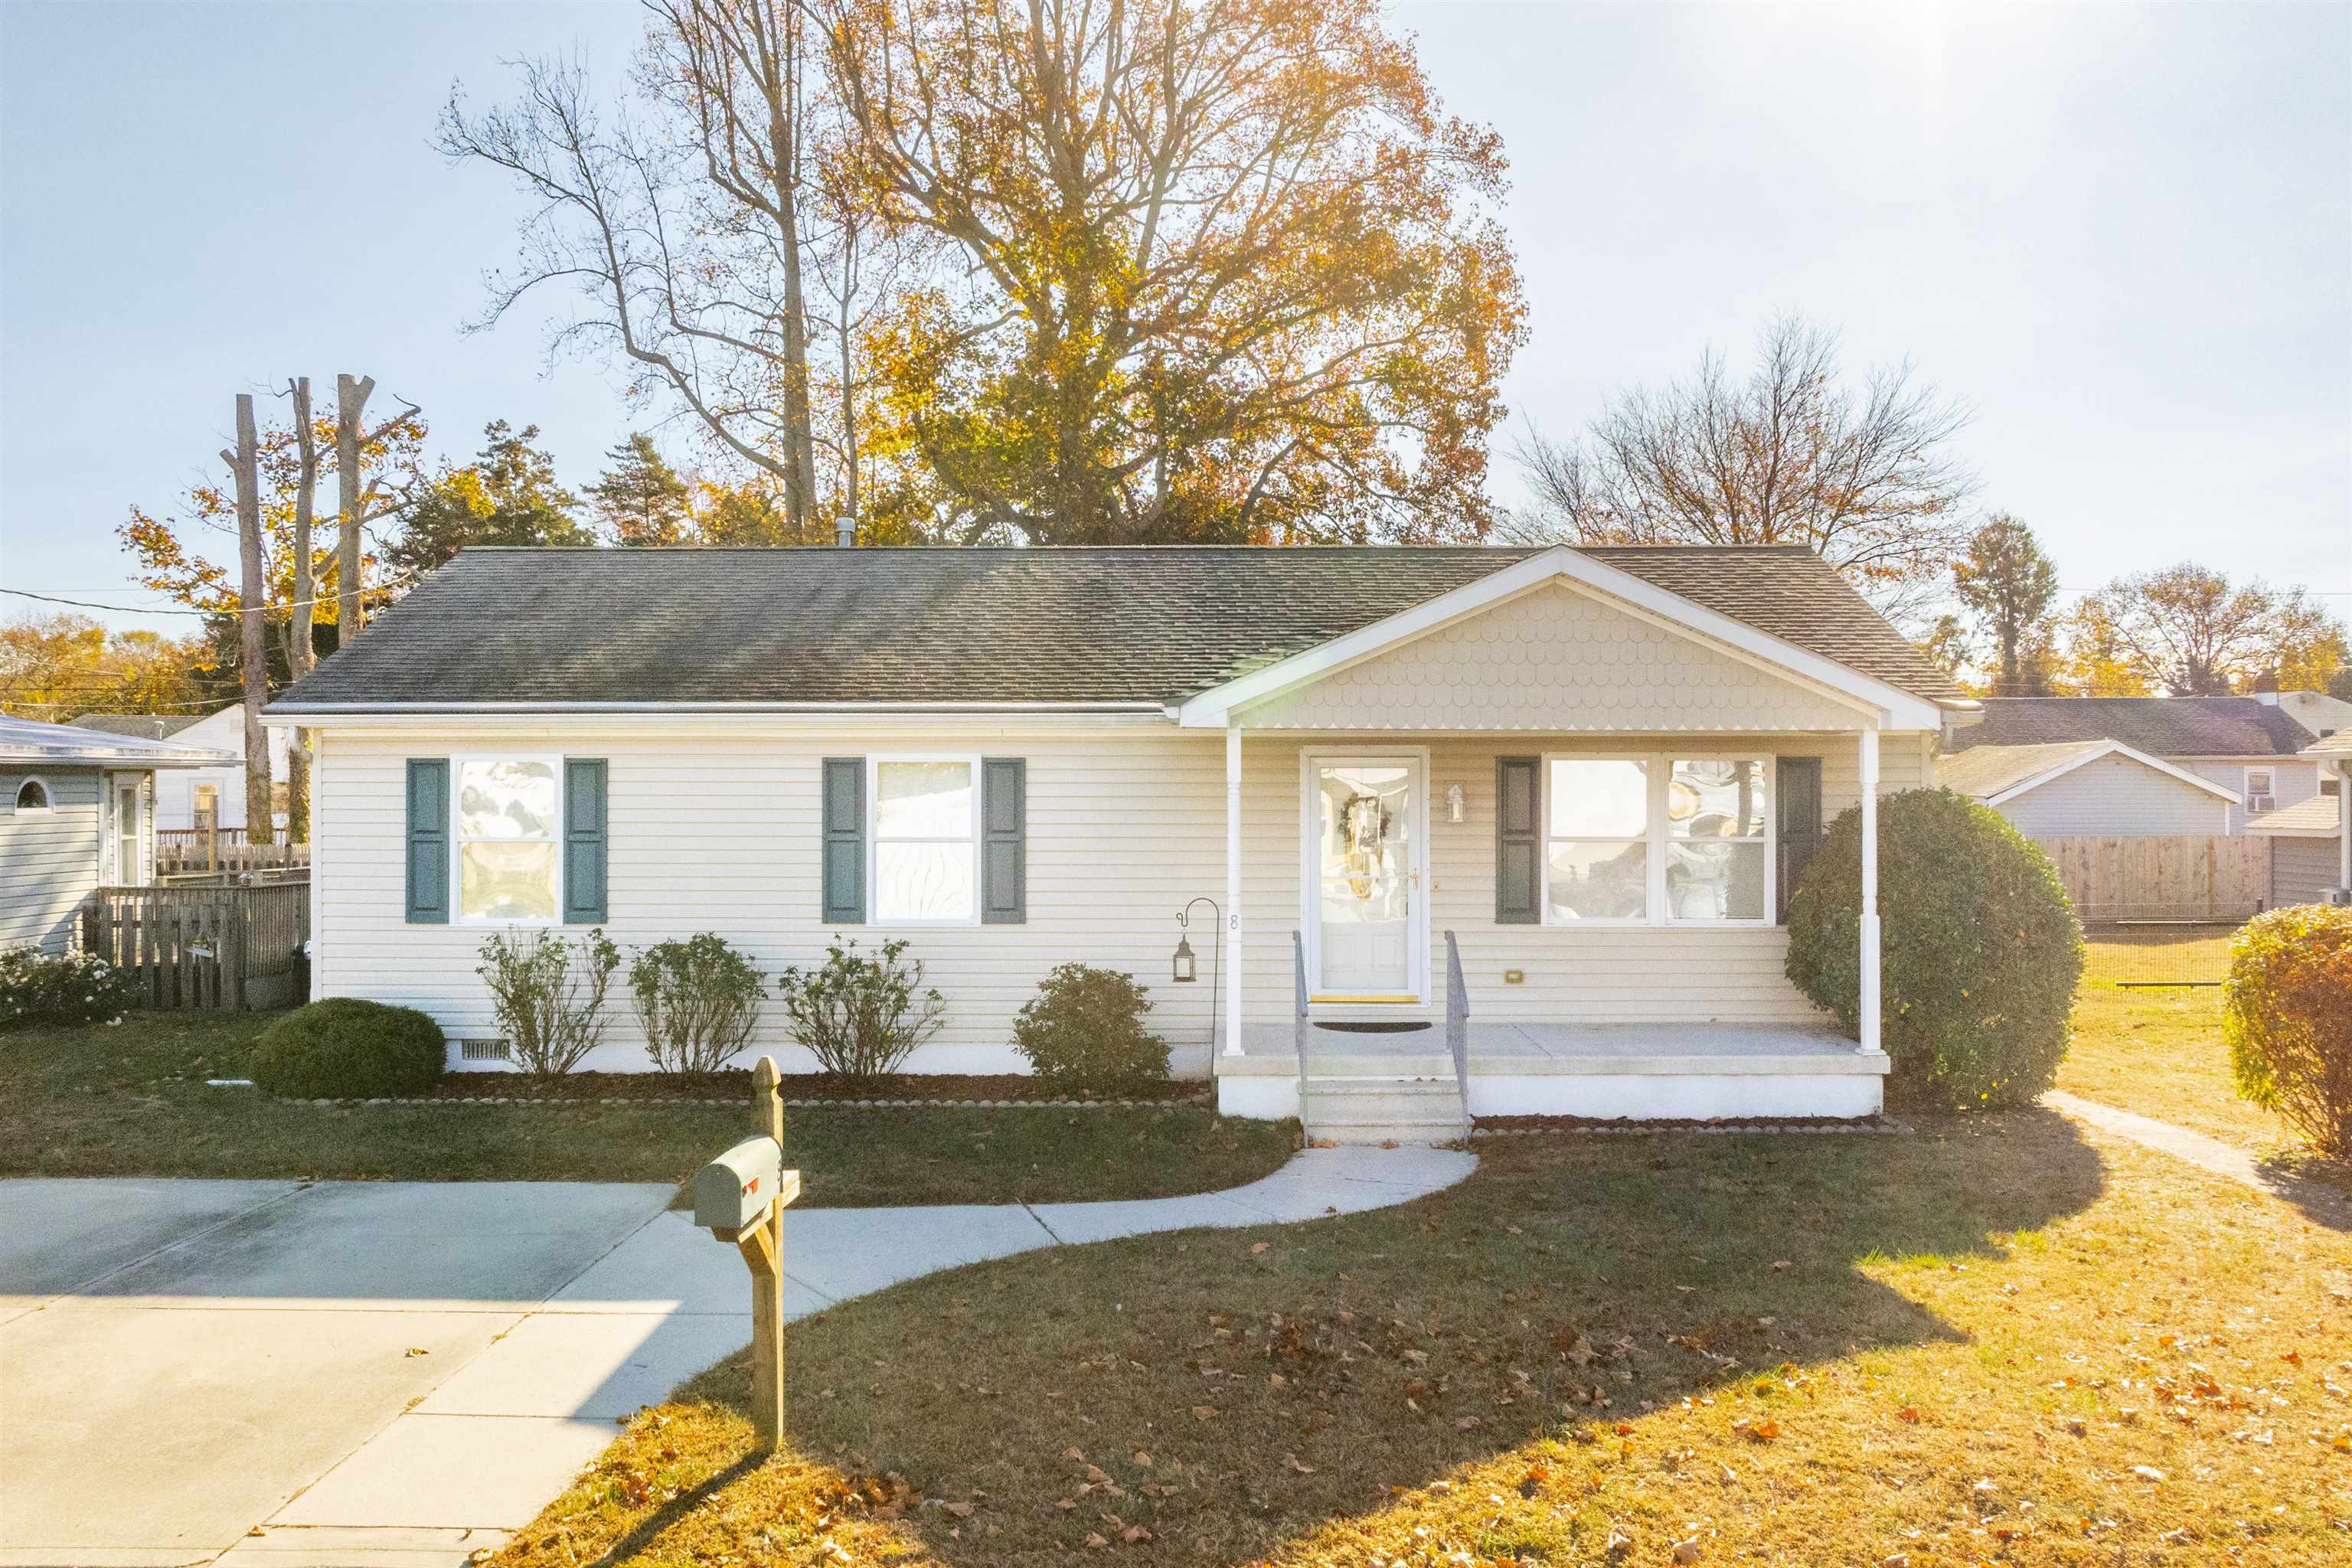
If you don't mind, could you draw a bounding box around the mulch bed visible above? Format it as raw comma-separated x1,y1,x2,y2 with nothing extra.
1474,1112,1912,1137
412,1070,1211,1108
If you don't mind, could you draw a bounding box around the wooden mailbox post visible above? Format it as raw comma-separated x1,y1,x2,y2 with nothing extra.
692,1056,800,1450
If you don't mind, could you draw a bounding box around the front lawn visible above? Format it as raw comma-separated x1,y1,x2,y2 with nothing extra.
2056,929,2295,1152
0,1012,1295,1206
501,1114,2351,1566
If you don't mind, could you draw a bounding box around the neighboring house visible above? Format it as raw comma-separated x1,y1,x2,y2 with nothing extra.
1,714,239,952
2253,727,2352,906
2254,687,2352,743
266,544,1977,1133
1948,696,2326,833
1937,739,2238,837
69,707,289,833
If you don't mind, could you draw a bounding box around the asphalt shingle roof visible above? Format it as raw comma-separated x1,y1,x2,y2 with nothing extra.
1949,697,2316,759
270,544,1967,711
2246,794,2341,837
1934,741,2110,800
68,711,213,740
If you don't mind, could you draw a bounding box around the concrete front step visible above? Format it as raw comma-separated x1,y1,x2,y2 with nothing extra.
1302,1078,1465,1145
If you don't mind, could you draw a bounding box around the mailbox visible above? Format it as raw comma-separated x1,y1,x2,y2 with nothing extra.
694,1135,785,1234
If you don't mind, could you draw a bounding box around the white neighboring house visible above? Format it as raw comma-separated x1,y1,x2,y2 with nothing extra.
2,714,239,952
2249,727,2352,907
1936,738,2239,836
265,544,1981,1137
1946,696,2331,834
68,707,289,833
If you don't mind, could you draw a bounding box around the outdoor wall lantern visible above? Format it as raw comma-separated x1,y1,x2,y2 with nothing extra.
1172,897,1224,1050
1171,933,1197,984
1446,783,1466,823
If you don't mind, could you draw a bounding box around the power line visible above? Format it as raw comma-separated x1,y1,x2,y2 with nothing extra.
1,583,412,617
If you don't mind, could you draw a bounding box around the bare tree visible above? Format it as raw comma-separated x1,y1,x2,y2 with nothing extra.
439,1,832,534
227,394,273,847
1510,315,1977,619
279,377,319,840
332,374,422,634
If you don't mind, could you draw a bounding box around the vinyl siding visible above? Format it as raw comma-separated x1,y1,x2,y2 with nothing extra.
2182,759,2321,834
2272,836,2344,907
312,724,1927,1072
0,768,102,953
1992,756,2230,838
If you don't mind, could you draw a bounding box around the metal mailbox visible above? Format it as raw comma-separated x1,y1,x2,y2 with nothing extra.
694,1135,786,1235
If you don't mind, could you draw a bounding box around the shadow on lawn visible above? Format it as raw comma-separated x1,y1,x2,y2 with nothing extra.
533,1109,2111,1568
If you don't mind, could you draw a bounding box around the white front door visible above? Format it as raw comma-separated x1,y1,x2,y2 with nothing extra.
1306,756,1424,1003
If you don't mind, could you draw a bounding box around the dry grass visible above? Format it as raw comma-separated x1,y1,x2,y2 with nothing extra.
0,1011,1296,1204
497,1116,2352,1567
2056,930,2295,1152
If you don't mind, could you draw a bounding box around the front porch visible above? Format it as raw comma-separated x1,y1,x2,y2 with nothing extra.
1214,1015,1889,1125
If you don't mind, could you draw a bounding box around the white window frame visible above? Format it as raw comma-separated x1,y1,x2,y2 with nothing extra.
451,753,565,927
2244,766,2275,805
1540,753,1777,929
10,774,52,815
1535,756,1654,928
866,753,984,929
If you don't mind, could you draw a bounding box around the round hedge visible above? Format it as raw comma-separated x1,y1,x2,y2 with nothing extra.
1785,787,2082,1111
2225,903,2352,1159
250,998,446,1099
1013,963,1171,1091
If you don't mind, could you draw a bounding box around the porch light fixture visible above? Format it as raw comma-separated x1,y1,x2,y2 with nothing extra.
1446,783,1466,823
1172,933,1197,984
1173,898,1223,1050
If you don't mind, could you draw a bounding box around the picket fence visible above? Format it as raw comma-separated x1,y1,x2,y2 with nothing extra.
78,883,310,1010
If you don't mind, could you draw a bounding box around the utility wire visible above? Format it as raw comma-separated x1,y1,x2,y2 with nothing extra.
2,583,412,617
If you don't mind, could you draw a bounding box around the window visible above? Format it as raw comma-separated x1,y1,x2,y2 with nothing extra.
2245,768,2275,810
1545,760,1648,920
12,776,50,813
456,758,561,922
191,783,219,828
1542,756,1772,926
870,758,978,923
1665,758,1769,921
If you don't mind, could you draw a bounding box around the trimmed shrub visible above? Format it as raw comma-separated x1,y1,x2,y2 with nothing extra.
2225,903,2352,1159
1785,787,2082,1111
775,936,946,1084
1012,964,1171,1092
0,946,139,1029
631,933,766,1074
250,998,445,1099
475,928,622,1079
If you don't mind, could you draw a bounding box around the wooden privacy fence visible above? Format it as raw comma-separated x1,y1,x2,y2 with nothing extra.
2031,835,2271,925
155,832,309,877
79,883,310,1010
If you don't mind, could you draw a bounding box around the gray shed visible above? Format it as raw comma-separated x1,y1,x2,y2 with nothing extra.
1,714,237,953
2246,792,2345,908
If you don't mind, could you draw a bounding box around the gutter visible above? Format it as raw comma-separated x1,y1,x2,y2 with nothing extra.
265,700,1170,718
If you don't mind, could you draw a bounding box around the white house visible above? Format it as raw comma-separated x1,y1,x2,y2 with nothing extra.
68,707,289,833
1946,695,2331,834
1937,738,2239,837
2,715,238,952
266,544,1978,1138
2249,727,2352,908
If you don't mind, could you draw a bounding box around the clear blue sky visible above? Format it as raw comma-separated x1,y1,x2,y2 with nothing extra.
4,1,2347,634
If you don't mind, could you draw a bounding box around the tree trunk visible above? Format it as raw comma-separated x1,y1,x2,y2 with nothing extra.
231,394,275,848
335,372,376,639
284,377,319,843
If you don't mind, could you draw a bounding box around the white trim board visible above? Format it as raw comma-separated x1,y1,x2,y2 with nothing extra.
1174,546,1951,733
1981,740,2243,808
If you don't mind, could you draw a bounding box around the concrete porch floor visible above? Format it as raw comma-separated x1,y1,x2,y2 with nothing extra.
1217,1018,1883,1080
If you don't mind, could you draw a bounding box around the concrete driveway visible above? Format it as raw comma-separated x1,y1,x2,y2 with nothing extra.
0,1179,678,1568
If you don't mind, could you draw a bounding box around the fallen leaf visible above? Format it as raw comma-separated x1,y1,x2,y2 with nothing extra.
1896,1406,1920,1424
1673,1540,1701,1565
2130,1465,2166,1482
1083,1532,1109,1549
1191,1405,1219,1420
942,1501,974,1518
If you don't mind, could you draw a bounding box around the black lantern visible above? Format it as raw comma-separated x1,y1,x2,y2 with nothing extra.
1171,932,1197,983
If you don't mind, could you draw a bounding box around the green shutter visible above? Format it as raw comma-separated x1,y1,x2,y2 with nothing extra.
405,759,449,924
821,757,865,924
1495,755,1540,924
981,756,1027,924
564,758,608,924
1775,756,1824,922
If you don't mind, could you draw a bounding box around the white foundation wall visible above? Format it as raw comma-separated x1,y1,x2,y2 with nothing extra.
312,724,1230,1075
1236,730,1932,1027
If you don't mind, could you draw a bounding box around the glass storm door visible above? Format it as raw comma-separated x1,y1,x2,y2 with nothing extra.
114,781,141,884
1309,759,1421,1001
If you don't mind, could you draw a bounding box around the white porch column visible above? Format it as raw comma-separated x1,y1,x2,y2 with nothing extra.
1223,724,1244,1056
2339,760,2350,891
1858,723,1883,1054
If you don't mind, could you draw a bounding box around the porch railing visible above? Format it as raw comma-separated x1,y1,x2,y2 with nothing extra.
1291,929,1312,1094
1442,929,1472,1142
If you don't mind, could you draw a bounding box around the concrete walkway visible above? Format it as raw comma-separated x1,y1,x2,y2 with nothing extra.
0,1147,1472,1568
2043,1090,2352,1228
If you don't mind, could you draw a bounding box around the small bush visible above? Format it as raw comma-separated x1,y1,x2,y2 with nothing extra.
0,946,139,1029
1785,787,2082,1111
1013,964,1170,1092
775,936,946,1084
631,933,766,1074
476,927,622,1079
250,998,445,1099
2226,903,2352,1159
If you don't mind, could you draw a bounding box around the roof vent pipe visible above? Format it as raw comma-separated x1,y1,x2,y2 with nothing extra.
835,516,855,548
